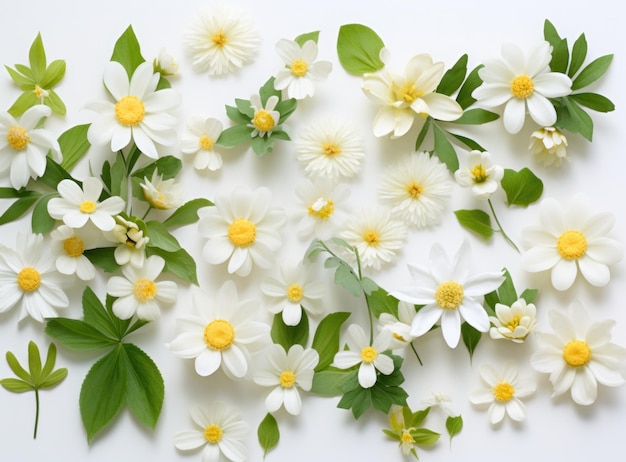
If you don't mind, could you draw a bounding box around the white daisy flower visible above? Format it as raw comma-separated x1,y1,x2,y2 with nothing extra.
105,215,150,268
140,169,184,210
293,178,349,240
49,225,97,281
295,116,364,181
0,105,61,189
167,281,270,379
184,4,260,77
530,301,626,406
106,254,177,321
529,126,568,166
470,362,536,424
0,233,69,322
181,115,224,171
248,94,280,138
260,259,325,326
472,41,572,134
454,150,504,199
378,300,418,350
86,61,180,159
362,49,463,138
489,298,537,343
521,194,623,291
199,186,286,277
154,48,179,76
378,152,452,227
332,324,394,388
47,177,125,232
174,402,248,462
253,344,319,416
273,39,332,100
340,206,408,270
391,240,505,348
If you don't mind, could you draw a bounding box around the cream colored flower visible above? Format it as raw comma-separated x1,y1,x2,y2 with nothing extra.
293,178,349,240
489,298,536,343
154,48,179,76
454,150,504,199
105,215,150,268
181,115,224,171
248,94,280,138
529,127,568,166
49,225,97,281
140,169,183,210
274,39,332,99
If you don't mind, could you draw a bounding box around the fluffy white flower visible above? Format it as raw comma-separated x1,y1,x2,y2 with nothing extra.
333,324,394,388
378,152,452,227
106,255,177,320
105,215,150,268
199,186,286,277
392,240,505,348
454,150,504,199
184,4,260,76
174,402,248,462
167,281,270,379
248,94,280,138
274,39,332,99
253,344,319,416
0,233,69,322
521,194,623,291
0,105,61,189
181,115,224,171
293,178,349,240
378,300,418,350
470,362,536,424
362,49,463,138
86,61,180,159
473,42,572,134
47,177,125,232
489,298,536,343
140,169,183,210
529,126,568,166
530,301,626,405
49,225,97,281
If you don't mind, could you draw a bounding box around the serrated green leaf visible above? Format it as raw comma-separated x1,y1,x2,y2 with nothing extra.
454,209,493,240
295,31,320,46
6,351,31,382
453,108,499,125
258,413,280,457
270,312,310,350
40,59,66,88
45,318,118,350
436,54,468,96
569,92,615,113
84,247,120,273
497,268,517,306
0,378,33,393
0,196,39,225
414,117,431,151
501,168,543,206
461,323,481,359
31,194,56,234
216,125,253,147
147,247,198,285
568,33,587,77
311,368,358,396
432,125,458,172
312,312,351,371
572,54,613,91
162,198,213,228
28,33,47,82
456,65,484,109
111,25,145,77
59,124,91,172
445,415,463,441
337,24,385,75
121,344,163,429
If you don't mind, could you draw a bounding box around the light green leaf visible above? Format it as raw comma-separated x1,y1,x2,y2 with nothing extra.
453,108,499,125
0,378,33,393
251,135,275,156
41,342,58,379
145,220,181,252
569,92,615,112
147,247,198,285
41,59,66,88
6,351,31,382
276,98,297,124
225,104,251,124
412,428,441,446
131,155,181,182
572,54,613,91
520,288,539,304
295,31,320,46
311,368,358,396
28,33,47,82
258,413,280,458
5,65,34,86
445,415,463,442
111,25,145,77
334,263,362,297
312,312,351,371
568,33,587,77
59,124,91,172
461,322,481,360
122,344,164,429
39,368,68,388
45,318,118,350
501,168,543,206
46,89,67,116
271,313,309,350
0,196,39,226
436,54,467,96
216,125,253,147
337,24,385,75
82,286,121,341
454,209,493,240
162,198,213,228
32,194,56,234
259,77,281,105
432,125,459,172
7,90,39,117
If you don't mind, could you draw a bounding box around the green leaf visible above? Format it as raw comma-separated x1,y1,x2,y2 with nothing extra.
59,124,91,172
454,209,493,240
39,157,73,190
312,312,351,371
109,152,126,199
257,413,280,457
84,247,121,273
270,129,290,141
334,263,362,297
497,268,517,306
414,117,431,151
7,91,39,117
483,290,499,316
46,89,67,116
436,54,467,96
31,194,56,234
131,155,182,181
520,288,538,304
251,135,275,156
456,65,484,109
453,108,499,125
337,24,385,75
311,368,358,397
461,322,481,360
276,98,297,124
40,342,58,379
360,276,378,296
6,351,31,382
572,54,613,91
39,368,68,388
82,286,121,341
259,77,281,105
147,247,198,285
216,125,253,147
225,104,251,124
412,428,441,446
0,378,33,393
162,198,213,228
41,59,66,88
0,196,39,225
560,97,594,141
0,187,39,198
145,220,181,252
410,408,430,427
449,133,486,152
370,382,409,414
45,318,118,350
445,415,463,442
111,25,145,78
295,31,320,46
121,344,163,429
338,386,371,419
28,33,47,82
5,65,34,86
569,92,615,112
549,38,569,74
501,168,543,207
432,125,458,172
543,19,561,48
568,33,588,77
270,313,310,350
366,287,400,318
27,341,43,384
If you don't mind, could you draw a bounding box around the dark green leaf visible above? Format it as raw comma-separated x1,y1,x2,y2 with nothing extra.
39,157,74,190
461,322,481,360
270,312,310,350
453,108,499,125
0,187,39,198
446,415,463,441
147,247,198,285
436,54,467,96
45,318,118,350
568,33,587,77
454,209,493,240
121,344,163,429
31,194,56,234
84,247,121,273
501,168,543,206
449,133,486,151
0,196,38,225
549,38,569,74
295,31,320,46
414,117,431,151
337,24,385,75
560,97,594,141
162,198,213,228
311,368,358,396
312,312,351,371
497,268,517,306
59,124,91,172
543,19,561,48
432,125,458,172
131,155,182,182
456,65,484,109
572,54,613,91
370,383,409,413
111,25,145,77
216,125,253,147
257,413,280,457
483,290,499,316
338,386,371,419
569,92,615,112
82,286,121,341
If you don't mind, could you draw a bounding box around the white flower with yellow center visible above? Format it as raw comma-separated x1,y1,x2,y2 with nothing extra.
530,301,626,405
0,233,69,322
140,169,184,210
0,105,61,189
454,150,504,199
167,281,270,379
362,49,463,138
340,207,408,270
47,177,125,232
378,152,452,227
333,324,394,388
86,61,180,159
529,126,568,166
472,41,572,134
392,240,505,348
261,259,325,326
470,363,536,424
294,178,349,240
50,225,97,281
247,94,280,138
199,186,286,277
295,116,364,181
181,115,224,171
489,298,536,343
253,344,319,416
105,215,150,268
184,4,260,76
273,39,332,100
378,300,418,351
521,194,623,291
106,254,177,321
174,402,248,462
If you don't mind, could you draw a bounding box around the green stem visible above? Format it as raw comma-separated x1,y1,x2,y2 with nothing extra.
33,388,40,439
141,205,153,221
353,246,374,344
487,199,519,253
409,342,423,366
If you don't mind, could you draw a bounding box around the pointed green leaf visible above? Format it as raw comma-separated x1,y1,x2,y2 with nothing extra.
0,196,39,226
259,77,281,105
456,65,484,109
414,117,431,151
568,33,587,77
225,104,251,124
436,54,467,96
59,124,91,171
543,19,561,48
370,382,409,414
338,386,371,419
432,125,458,172
445,415,463,442
39,368,68,389
162,198,213,228
111,25,145,77
81,286,121,341
147,247,198,285
549,38,569,74
257,413,280,457
453,108,499,125
0,378,33,393
45,318,118,350
276,98,297,124
461,322,481,359
41,342,58,379
337,24,385,75
27,341,43,385
5,65,34,86
497,269,517,306
520,288,539,304
7,90,39,117
6,351,31,382
311,368,358,396
145,220,181,252
39,157,73,190
32,194,56,234
454,209,493,240
410,407,430,427
312,312,351,371
572,54,613,91
121,344,163,429
501,168,543,206
295,31,320,46
271,312,310,350
449,133,486,151
41,59,66,88
558,97,594,141
46,89,67,116
234,98,254,118
269,129,290,141
569,92,615,113
366,287,400,318
412,428,441,446
216,125,253,147
0,187,39,198
28,33,47,82
84,247,121,273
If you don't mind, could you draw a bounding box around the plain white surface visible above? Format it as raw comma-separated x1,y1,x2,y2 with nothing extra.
1,1,625,461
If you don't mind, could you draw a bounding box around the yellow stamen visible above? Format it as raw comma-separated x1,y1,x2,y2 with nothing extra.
252,110,275,133
395,82,423,103
17,267,41,292
204,424,223,443
199,134,215,151
7,126,30,151
227,218,256,247
507,315,521,332
211,31,227,47
204,319,235,350
115,95,145,126
492,381,515,402
471,164,488,183
406,182,423,199
133,278,157,302
279,370,296,388
322,143,341,156
79,200,97,214
563,340,591,367
290,59,308,77
434,281,464,310
363,230,380,246
361,346,377,363
557,230,587,260
286,283,304,303
63,236,85,257
307,198,335,220
510,75,534,99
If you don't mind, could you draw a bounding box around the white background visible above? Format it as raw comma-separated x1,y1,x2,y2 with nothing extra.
1,0,625,461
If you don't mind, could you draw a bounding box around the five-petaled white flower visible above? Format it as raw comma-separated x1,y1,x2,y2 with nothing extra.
50,225,97,281
530,301,626,406
293,178,350,240
253,344,319,416
489,298,536,343
248,94,280,138
472,41,572,134
86,61,180,159
140,169,184,210
181,115,224,171
392,240,505,348
521,194,623,291
454,150,504,199
274,39,332,100
529,126,568,166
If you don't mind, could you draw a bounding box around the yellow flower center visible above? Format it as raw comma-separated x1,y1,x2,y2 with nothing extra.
471,164,488,183
17,267,41,292
115,95,145,127
360,346,378,363
507,315,521,332
252,110,275,133
34,84,46,97
204,319,235,350
557,230,587,260
63,236,85,257
363,230,380,247
396,82,423,103
133,278,157,302
199,134,215,151
492,381,515,402
227,218,256,247
204,424,223,443
563,340,591,367
211,31,227,47
307,198,335,220
401,430,415,445
406,182,423,199
286,283,304,303
510,75,535,99
290,59,308,77
434,281,464,310
322,143,341,156
279,370,297,388
79,200,97,214
6,126,30,151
